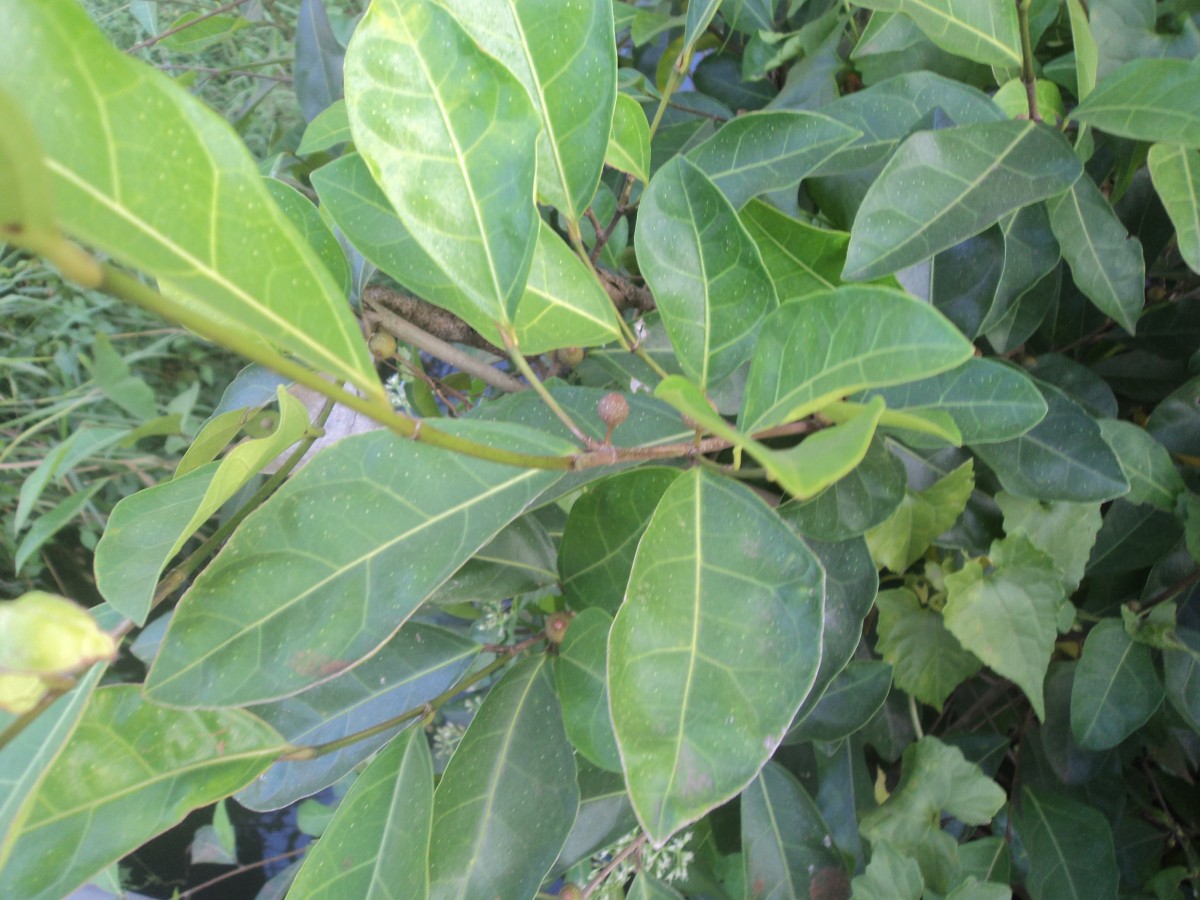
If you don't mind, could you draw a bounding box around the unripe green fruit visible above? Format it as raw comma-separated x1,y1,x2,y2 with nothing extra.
556,346,585,368
598,392,629,429
368,330,398,359
545,611,573,645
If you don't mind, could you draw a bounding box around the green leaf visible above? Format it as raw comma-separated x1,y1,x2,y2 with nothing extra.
851,841,924,900
628,873,686,899
555,608,620,772
344,0,540,323
971,382,1129,502
237,623,478,811
861,358,1047,446
993,79,1065,123
314,155,620,352
849,0,1021,67
159,10,248,52
1069,58,1200,148
288,728,432,899
606,92,651,183
686,111,860,208
866,459,975,572
875,588,982,710
684,0,723,52
0,686,283,900
0,665,104,872
428,514,558,606
860,737,1005,892
980,205,1061,340
95,388,310,625
1065,0,1098,101
1164,634,1200,732
0,2,380,399
13,482,107,576
294,0,344,122
608,469,825,843
428,657,577,899
994,492,1102,592
1016,787,1119,900
560,469,682,615
843,121,1081,281
635,156,777,388
263,177,351,297
0,86,55,243
943,536,1065,719
1086,499,1183,576
1070,619,1163,751
721,0,774,34
553,761,637,874
741,762,847,899
740,200,851,302
1047,174,1145,334
740,286,974,433
1148,143,1200,274
431,0,616,224
91,333,155,420
777,437,906,542
297,99,351,155
145,422,570,707
787,660,893,743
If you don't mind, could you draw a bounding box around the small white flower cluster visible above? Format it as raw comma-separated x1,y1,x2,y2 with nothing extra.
474,598,512,643
383,371,413,414
430,695,483,762
589,828,695,890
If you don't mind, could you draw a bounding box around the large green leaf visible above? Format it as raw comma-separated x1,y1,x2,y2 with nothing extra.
843,121,1081,281
971,382,1129,502
0,1,379,399
94,388,310,625
1069,58,1200,148
145,422,570,708
979,204,1061,342
876,588,982,710
0,665,103,872
1017,788,1119,900
237,623,478,811
685,111,860,208
431,0,616,224
739,286,973,433
559,469,682,614
850,0,1021,67
1095,419,1185,512
995,492,1102,593
943,537,1065,720
608,470,825,844
634,156,777,389
344,0,540,323
0,686,284,900
861,358,1047,445
741,762,847,900
1070,619,1163,751
428,657,577,899
740,200,849,301
313,155,621,352
1148,143,1200,274
288,728,432,899
859,737,1005,892
1047,173,1145,334
555,608,620,772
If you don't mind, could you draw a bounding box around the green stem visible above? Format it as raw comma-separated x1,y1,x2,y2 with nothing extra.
280,649,525,761
648,63,687,141
1016,0,1041,122
908,692,925,740
500,326,595,447
96,263,576,471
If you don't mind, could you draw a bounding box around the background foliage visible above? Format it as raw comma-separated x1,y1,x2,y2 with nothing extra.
2,0,1200,898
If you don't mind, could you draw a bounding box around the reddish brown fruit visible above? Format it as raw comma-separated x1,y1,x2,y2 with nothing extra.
598,392,630,429
545,611,574,645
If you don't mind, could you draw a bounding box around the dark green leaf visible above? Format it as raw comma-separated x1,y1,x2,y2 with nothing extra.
876,588,982,710
553,762,637,874
428,515,558,606
739,199,851,301
1164,632,1200,732
1146,375,1200,457
787,661,893,743
1069,58,1200,147
850,0,1021,67
1070,619,1163,750
1017,787,1118,900
980,205,1061,337
555,608,620,772
295,0,344,122
1148,142,1200,273
1086,500,1183,577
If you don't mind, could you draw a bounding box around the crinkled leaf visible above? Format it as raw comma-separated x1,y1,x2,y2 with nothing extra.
849,0,1020,67
943,536,1065,720
686,110,860,208
0,686,284,900
635,156,776,388
851,840,924,900
288,728,432,899
428,657,577,900
145,422,569,707
740,286,973,433
1069,58,1200,147
860,737,1004,892
866,459,975,572
742,761,847,900
1148,143,1200,274
555,608,620,772
1016,787,1119,900
875,588,982,710
1070,619,1163,751
345,0,540,323
843,121,1081,281
237,623,478,811
609,469,825,844
995,492,1102,592
0,2,379,399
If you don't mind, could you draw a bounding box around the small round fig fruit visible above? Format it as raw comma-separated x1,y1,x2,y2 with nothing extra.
598,392,629,429
368,330,398,359
556,346,585,368
545,611,574,645
559,885,585,900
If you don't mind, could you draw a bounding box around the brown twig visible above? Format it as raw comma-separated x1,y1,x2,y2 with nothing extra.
178,846,309,898
582,833,649,898
126,0,254,54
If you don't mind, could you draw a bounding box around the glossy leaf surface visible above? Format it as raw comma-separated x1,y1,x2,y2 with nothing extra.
740,200,849,301
428,657,577,899
287,728,432,899
850,0,1021,67
146,423,569,707
608,470,825,843
0,2,379,399
345,0,540,322
787,660,893,744
843,121,1081,281
740,286,973,433
635,156,776,388
606,92,651,182
0,686,283,900
1069,58,1200,147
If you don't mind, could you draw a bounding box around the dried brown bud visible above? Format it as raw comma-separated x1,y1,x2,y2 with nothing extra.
598,392,630,429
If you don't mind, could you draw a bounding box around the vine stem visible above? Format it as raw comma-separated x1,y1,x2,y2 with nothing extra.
908,693,925,740
581,832,649,898
1016,0,1041,122
126,0,253,54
